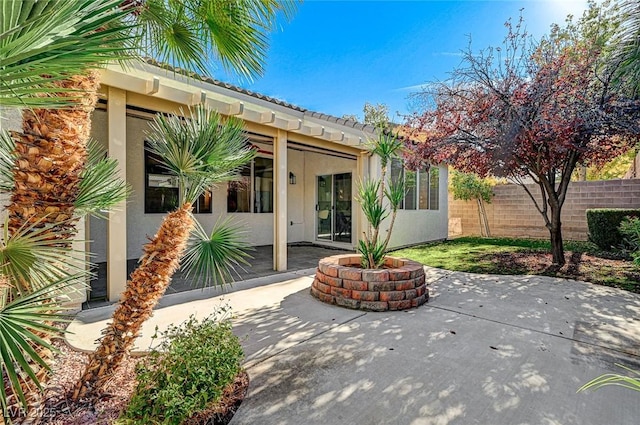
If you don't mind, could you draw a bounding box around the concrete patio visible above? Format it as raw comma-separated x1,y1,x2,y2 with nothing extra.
68,267,640,424
83,243,351,308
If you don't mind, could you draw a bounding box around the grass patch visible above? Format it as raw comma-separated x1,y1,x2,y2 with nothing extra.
392,237,639,293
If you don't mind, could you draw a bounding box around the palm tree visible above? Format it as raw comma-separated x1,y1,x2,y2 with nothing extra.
2,0,296,410
3,0,137,242
1,1,133,419
7,0,296,244
1,134,128,421
72,105,254,400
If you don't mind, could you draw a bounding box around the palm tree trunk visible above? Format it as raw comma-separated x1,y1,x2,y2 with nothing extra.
8,71,99,245
72,203,194,401
4,73,99,416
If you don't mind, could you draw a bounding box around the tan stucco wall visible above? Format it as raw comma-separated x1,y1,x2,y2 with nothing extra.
388,165,450,249
89,111,365,261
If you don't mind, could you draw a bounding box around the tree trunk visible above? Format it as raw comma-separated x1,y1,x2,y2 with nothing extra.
549,208,565,267
72,203,195,401
8,71,99,245
4,73,99,416
476,198,491,237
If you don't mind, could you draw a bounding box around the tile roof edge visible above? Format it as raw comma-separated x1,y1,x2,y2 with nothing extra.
140,58,372,132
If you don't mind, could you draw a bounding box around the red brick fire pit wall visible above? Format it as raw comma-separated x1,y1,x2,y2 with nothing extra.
310,254,428,311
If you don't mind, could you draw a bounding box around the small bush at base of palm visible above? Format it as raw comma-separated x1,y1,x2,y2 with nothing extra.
122,308,243,425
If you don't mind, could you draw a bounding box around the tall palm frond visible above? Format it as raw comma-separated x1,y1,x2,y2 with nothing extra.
357,131,404,269
356,179,388,230
1,276,75,415
366,131,403,169
0,219,86,298
74,139,131,218
610,0,640,94
182,216,252,287
0,0,138,108
145,105,255,205
136,0,298,79
0,131,16,192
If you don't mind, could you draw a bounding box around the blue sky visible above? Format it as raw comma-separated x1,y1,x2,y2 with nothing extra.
218,0,592,122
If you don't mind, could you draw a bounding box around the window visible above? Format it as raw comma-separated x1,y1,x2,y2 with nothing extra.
227,157,273,213
390,159,439,210
429,167,439,210
144,145,212,214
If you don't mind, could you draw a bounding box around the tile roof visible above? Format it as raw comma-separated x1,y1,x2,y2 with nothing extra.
143,58,378,134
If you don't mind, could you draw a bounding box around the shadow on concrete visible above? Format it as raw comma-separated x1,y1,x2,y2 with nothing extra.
229,270,640,425
67,263,640,424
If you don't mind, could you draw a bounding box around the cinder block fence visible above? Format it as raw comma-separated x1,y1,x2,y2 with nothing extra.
448,179,640,241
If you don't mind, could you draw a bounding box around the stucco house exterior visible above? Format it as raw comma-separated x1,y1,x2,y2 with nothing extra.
3,60,449,303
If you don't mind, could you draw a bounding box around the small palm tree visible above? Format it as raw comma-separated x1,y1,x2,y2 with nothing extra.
357,130,405,269
72,105,255,400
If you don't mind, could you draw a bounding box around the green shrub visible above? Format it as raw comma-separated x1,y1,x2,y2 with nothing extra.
586,208,640,250
123,308,243,425
619,217,640,266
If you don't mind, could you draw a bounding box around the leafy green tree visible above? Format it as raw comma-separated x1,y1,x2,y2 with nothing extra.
585,149,638,180
342,102,391,128
363,102,391,127
450,170,494,237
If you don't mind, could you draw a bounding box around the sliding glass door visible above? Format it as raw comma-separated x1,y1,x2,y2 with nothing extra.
316,173,352,243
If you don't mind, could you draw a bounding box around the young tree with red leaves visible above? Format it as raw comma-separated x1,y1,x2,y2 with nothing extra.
404,5,640,267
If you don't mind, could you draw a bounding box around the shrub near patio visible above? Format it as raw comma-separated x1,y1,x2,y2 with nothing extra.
586,208,640,251
123,311,244,425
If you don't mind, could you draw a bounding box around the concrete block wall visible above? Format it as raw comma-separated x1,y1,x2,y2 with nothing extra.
449,179,640,241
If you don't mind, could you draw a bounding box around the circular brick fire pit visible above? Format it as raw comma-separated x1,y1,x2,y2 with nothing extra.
310,254,428,311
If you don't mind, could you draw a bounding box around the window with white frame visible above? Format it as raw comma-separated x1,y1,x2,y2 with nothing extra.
390,159,439,210
227,157,273,213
